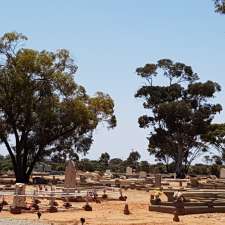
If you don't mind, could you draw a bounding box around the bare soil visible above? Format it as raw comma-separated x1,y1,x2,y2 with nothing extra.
1,189,225,225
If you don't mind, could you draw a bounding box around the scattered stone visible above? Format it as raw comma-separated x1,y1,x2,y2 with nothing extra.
2,196,8,206
48,194,58,213
37,211,42,219
48,206,58,213
83,203,92,211
53,201,58,206
102,189,108,199
31,202,39,210
173,212,180,222
63,202,72,208
124,201,130,215
34,199,41,204
80,217,85,225
10,207,22,214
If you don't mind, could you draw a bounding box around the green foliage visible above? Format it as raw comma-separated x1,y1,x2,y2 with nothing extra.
202,124,225,154
126,150,141,169
50,162,65,171
78,159,104,172
99,152,110,165
214,0,225,14
0,32,116,183
210,164,221,177
0,155,13,171
189,164,210,176
139,160,150,173
109,158,125,173
135,58,222,178
98,152,110,171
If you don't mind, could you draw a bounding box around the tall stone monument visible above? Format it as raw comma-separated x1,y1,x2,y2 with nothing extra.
64,160,77,193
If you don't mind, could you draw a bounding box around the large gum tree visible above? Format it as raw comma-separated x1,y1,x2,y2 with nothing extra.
0,32,116,183
135,59,222,178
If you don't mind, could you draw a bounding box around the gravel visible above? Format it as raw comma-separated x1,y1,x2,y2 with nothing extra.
0,219,47,225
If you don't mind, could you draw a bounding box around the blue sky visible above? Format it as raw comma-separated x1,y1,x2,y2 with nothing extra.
1,0,225,162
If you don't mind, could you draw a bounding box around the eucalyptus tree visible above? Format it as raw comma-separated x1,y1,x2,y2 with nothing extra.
126,150,141,169
0,32,116,183
135,59,222,177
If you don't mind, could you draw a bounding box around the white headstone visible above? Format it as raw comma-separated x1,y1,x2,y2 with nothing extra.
139,171,147,178
126,167,133,176
220,168,225,178
105,169,111,175
64,160,77,192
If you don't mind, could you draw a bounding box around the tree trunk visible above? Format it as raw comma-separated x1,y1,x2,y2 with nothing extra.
14,158,30,184
4,138,35,184
15,174,29,183
14,167,30,183
175,145,185,178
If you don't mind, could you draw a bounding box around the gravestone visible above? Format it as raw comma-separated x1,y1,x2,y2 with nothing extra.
155,174,162,188
190,177,200,187
13,183,26,208
139,171,147,178
64,160,77,192
220,168,225,178
105,169,112,176
52,175,56,185
80,175,87,184
126,167,133,176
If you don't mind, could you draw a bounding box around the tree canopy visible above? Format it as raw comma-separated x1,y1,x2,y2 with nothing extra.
0,32,116,183
135,58,222,178
126,150,141,169
202,123,225,163
214,0,225,14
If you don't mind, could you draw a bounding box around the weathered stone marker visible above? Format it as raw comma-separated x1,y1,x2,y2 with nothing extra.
139,171,147,178
64,160,77,193
126,167,133,176
10,183,26,214
80,175,87,184
155,174,162,188
13,183,26,208
220,168,225,178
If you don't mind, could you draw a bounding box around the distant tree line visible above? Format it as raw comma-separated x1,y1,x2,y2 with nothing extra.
1,150,223,177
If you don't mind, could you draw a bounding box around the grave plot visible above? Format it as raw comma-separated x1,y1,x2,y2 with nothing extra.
188,177,225,189
149,189,225,217
0,183,121,215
